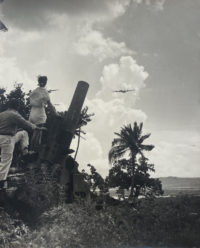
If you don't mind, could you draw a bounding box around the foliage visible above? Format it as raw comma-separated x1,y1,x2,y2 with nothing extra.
74,106,94,160
82,164,108,193
1,195,200,248
133,195,200,247
108,122,162,200
76,106,94,132
108,122,154,164
14,163,65,219
0,83,31,118
24,203,131,248
0,208,29,248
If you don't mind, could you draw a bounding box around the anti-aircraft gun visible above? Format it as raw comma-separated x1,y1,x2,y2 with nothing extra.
39,80,90,200
6,81,90,203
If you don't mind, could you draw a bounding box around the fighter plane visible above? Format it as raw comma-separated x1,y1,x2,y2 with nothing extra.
112,89,135,93
48,89,59,93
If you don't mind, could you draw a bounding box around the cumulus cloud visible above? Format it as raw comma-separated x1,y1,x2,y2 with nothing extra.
72,56,148,175
88,56,149,142
97,56,148,101
106,0,131,18
87,98,147,133
74,28,133,61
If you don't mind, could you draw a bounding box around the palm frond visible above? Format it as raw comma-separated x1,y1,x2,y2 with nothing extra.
108,146,128,164
109,122,154,166
111,137,127,147
139,122,143,133
140,144,154,151
139,133,151,144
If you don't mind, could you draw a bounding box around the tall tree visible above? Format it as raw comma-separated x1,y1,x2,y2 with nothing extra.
5,83,31,119
108,122,155,200
0,83,30,117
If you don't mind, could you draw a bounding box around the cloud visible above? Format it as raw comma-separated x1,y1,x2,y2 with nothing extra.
89,158,110,178
2,0,131,30
71,56,148,176
84,97,147,161
132,0,166,10
74,101,147,177
148,130,200,177
0,28,46,92
97,56,148,101
71,132,109,177
106,0,131,18
86,98,147,133
74,28,133,61
1,0,166,34
0,57,34,91
87,56,149,143
72,132,103,160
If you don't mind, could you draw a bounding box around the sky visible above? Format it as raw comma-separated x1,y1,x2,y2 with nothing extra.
0,0,200,178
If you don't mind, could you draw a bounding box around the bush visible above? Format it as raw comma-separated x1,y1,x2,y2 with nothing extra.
23,202,131,248
0,208,29,248
1,195,200,248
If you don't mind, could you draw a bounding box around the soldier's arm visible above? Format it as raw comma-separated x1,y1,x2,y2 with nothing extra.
47,100,57,115
12,112,37,132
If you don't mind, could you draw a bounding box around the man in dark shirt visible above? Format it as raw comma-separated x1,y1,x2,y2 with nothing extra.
0,99,43,188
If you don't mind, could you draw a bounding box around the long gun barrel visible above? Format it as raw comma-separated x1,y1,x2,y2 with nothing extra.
39,81,89,164
63,81,89,146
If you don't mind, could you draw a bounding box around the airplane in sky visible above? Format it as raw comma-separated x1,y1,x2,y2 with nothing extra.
112,89,135,93
48,89,59,93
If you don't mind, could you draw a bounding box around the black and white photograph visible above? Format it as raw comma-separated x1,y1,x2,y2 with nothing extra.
0,0,200,247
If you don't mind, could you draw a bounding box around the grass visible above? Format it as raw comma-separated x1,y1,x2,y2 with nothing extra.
0,195,200,248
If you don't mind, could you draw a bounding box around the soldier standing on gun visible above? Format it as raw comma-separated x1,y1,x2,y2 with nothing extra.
29,75,57,149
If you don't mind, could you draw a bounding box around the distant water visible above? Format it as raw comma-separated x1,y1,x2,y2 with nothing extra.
160,177,200,196
109,177,200,198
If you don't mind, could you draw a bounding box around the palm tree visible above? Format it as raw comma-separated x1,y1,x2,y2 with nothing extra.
108,122,154,200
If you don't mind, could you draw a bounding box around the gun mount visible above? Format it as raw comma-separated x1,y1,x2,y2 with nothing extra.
5,81,90,204
39,81,89,165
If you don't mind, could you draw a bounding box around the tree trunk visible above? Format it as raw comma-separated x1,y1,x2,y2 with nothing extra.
129,153,136,201
74,127,81,160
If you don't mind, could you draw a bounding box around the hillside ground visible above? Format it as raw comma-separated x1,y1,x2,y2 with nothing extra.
0,195,200,248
